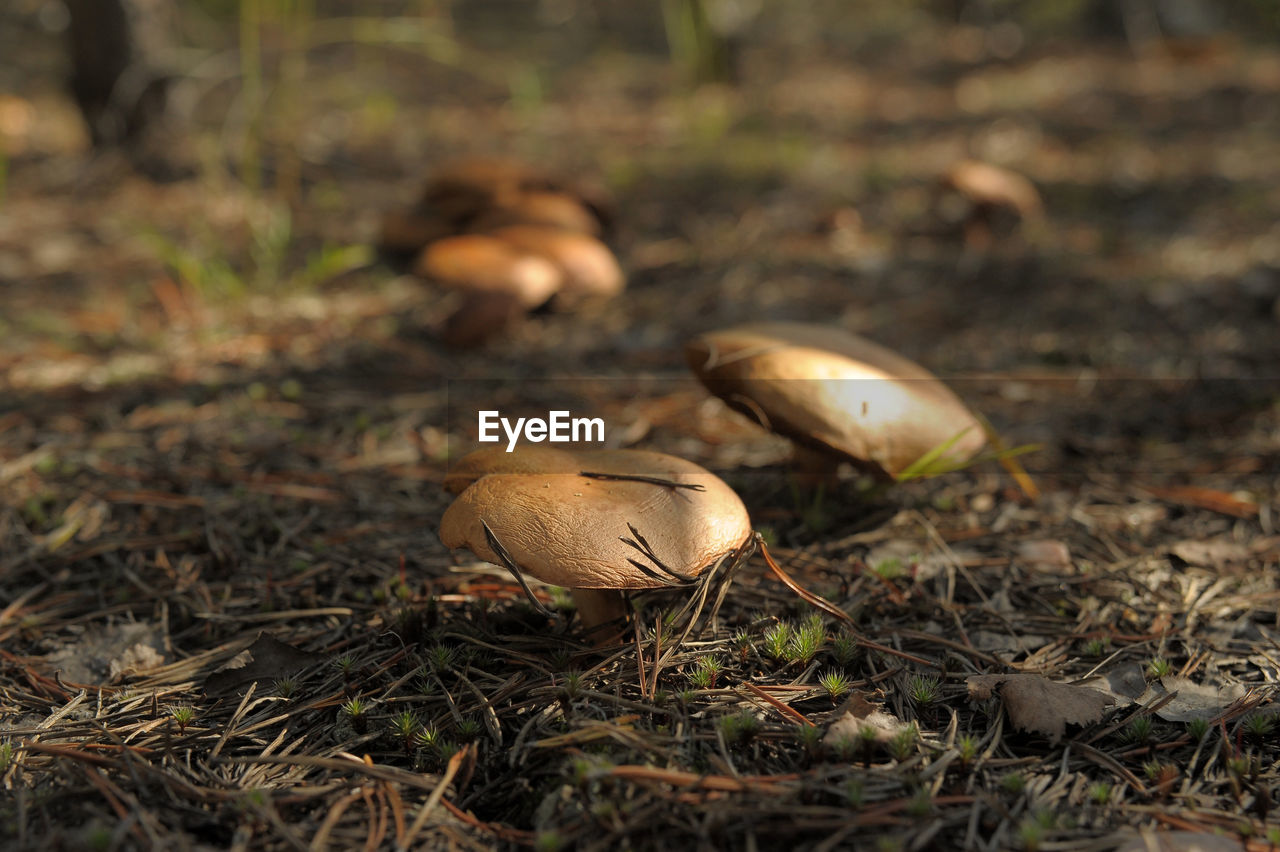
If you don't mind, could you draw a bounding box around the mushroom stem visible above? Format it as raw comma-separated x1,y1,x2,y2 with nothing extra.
570,588,630,645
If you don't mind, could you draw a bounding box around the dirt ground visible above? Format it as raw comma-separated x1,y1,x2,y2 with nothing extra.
1,2,1278,850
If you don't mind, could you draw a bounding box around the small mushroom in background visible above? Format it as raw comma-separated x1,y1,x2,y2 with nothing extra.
439,447,753,643
484,225,625,300
416,235,564,307
936,159,1043,251
469,191,606,236
376,157,625,346
685,321,986,485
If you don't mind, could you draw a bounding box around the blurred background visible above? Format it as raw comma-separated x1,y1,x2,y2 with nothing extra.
1,0,1278,480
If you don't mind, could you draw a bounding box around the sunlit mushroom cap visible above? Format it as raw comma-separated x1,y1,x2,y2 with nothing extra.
485,225,624,297
685,322,986,479
439,448,752,590
944,160,1043,220
415,234,562,308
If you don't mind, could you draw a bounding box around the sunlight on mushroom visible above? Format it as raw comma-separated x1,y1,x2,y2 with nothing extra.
439,447,753,644
686,321,986,484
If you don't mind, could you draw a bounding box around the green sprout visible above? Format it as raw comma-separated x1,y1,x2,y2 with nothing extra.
718,709,760,746
689,657,724,690
871,558,904,581
559,671,584,700
888,724,917,762
1001,773,1026,795
0,740,13,773
333,654,356,677
1123,716,1154,745
907,674,943,707
1186,717,1210,741
763,622,792,661
427,644,457,672
1242,712,1275,740
169,705,196,733
1087,782,1112,805
1082,637,1108,657
273,677,297,699
1016,817,1045,852
534,830,563,852
390,710,420,751
788,614,825,664
415,725,440,750
831,633,858,668
818,669,852,701
1146,657,1173,679
457,719,482,742
796,723,822,757
341,698,368,733
831,734,858,762
956,733,979,768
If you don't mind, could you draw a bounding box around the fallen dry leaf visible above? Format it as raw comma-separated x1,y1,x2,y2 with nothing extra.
824,693,909,749
41,622,166,685
1168,538,1250,569
204,634,322,695
1140,676,1247,723
109,641,166,680
968,673,1113,742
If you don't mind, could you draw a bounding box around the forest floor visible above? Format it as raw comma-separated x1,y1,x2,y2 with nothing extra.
1,5,1278,850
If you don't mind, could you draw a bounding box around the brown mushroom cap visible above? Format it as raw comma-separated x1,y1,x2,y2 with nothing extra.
944,160,1043,220
485,225,624,298
444,445,581,494
469,191,603,236
685,322,986,479
415,234,562,308
439,448,752,590
419,158,612,232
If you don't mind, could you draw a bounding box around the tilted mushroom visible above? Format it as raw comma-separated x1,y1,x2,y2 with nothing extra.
439,447,753,641
685,321,986,482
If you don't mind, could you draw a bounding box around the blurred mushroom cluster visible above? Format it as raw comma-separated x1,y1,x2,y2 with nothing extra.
378,158,625,347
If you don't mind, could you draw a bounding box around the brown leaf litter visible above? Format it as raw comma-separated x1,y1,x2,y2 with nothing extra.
967,673,1114,743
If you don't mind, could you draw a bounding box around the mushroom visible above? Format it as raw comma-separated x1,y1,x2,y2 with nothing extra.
440,447,753,641
483,225,625,299
378,158,612,259
415,234,563,308
377,158,624,346
685,321,986,483
413,234,565,346
469,191,604,236
938,160,1043,250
